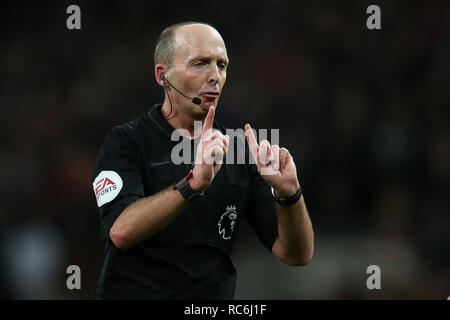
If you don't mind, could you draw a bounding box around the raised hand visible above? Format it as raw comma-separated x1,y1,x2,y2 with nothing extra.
189,107,230,192
245,123,300,197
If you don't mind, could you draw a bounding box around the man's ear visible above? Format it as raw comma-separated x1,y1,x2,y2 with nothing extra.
155,64,168,86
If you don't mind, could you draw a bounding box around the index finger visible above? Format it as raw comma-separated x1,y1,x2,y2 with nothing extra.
202,106,215,133
245,123,259,163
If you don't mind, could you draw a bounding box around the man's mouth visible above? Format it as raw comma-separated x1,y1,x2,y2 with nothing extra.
201,91,220,99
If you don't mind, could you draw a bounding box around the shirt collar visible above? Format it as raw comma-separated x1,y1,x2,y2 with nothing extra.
148,104,218,145
148,103,177,137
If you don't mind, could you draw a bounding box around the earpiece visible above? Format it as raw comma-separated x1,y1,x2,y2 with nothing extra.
161,72,166,82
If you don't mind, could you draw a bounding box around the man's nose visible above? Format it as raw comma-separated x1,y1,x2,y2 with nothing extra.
207,64,220,85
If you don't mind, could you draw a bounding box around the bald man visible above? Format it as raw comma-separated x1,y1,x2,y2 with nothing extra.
92,22,314,299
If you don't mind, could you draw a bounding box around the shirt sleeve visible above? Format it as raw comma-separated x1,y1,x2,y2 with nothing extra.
92,127,144,240
245,147,279,252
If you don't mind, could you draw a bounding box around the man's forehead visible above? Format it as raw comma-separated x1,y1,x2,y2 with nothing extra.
173,24,228,61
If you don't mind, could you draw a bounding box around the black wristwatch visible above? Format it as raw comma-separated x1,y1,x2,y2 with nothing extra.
271,186,302,206
172,170,204,201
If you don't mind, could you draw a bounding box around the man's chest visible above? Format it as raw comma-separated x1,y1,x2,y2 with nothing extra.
140,143,251,247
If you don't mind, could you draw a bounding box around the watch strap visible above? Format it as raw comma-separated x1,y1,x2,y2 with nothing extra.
271,186,302,206
172,170,203,200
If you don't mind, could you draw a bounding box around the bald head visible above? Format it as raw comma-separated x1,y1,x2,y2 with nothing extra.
154,22,223,68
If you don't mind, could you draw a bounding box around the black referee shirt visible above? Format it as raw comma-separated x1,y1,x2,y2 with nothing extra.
92,104,278,299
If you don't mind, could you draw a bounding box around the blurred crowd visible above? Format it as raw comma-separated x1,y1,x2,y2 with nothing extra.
0,1,448,299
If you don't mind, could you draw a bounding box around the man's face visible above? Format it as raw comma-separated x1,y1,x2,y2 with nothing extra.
168,24,229,119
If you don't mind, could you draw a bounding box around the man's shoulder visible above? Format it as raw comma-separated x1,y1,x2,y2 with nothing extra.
111,115,146,135
98,114,151,156
107,114,149,141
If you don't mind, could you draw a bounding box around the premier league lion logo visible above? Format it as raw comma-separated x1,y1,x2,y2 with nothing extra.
218,205,238,240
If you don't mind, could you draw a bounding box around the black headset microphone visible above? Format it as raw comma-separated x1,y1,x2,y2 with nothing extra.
161,73,202,105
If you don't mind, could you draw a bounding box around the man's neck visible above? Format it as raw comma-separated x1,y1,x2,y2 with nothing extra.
161,102,203,139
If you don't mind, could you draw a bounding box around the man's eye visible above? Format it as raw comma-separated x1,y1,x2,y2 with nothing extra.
194,61,205,66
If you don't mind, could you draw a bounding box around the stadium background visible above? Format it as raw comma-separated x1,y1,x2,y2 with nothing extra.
0,1,449,299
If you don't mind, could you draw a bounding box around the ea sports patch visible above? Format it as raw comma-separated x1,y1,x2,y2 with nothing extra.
93,171,123,207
